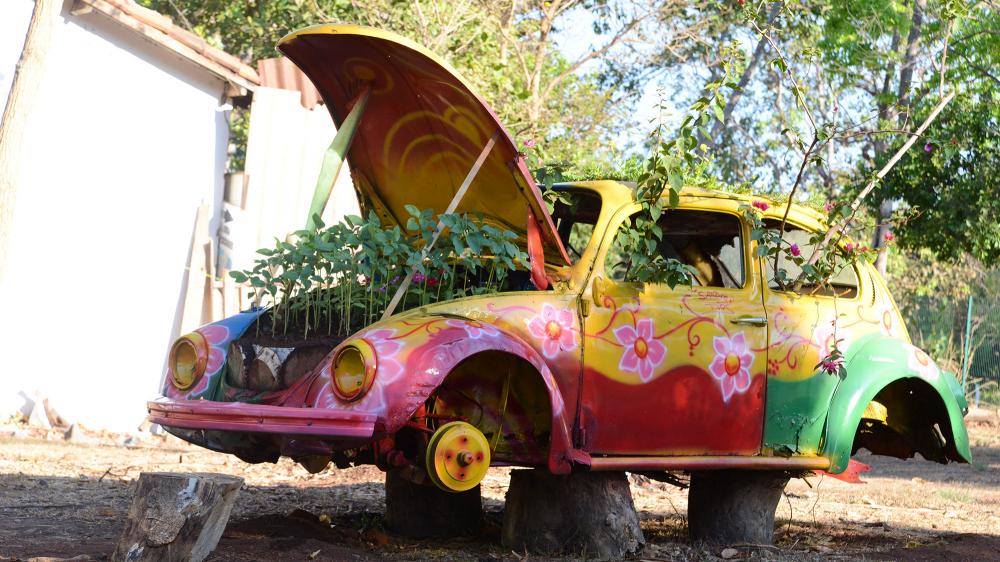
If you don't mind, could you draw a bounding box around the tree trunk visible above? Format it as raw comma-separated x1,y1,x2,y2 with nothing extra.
502,470,644,560
112,472,243,562
0,0,60,281
874,0,927,276
688,470,789,545
383,469,483,538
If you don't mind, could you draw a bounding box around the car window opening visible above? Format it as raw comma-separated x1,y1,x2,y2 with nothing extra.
607,209,745,289
763,220,859,298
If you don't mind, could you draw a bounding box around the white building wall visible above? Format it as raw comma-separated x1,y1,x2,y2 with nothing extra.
0,1,34,112
0,3,229,431
236,87,359,273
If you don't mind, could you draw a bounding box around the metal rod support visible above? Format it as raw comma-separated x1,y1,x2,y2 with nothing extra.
380,130,500,320
305,85,371,229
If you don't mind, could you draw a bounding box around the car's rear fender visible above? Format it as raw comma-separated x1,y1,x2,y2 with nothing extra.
821,334,971,473
316,316,575,474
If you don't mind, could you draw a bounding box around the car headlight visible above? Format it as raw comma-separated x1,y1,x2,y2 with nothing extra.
331,341,376,402
169,332,209,390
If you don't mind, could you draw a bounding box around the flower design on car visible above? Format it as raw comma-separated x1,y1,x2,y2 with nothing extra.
709,333,754,402
813,321,849,357
527,304,577,359
197,324,229,375
362,328,404,382
446,319,500,340
907,346,940,381
614,318,667,383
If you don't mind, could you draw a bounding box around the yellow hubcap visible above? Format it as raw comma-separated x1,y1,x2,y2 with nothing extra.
425,421,491,493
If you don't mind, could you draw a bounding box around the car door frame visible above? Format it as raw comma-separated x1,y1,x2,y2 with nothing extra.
576,195,771,456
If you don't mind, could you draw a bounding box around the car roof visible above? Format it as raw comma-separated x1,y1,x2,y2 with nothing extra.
554,180,828,228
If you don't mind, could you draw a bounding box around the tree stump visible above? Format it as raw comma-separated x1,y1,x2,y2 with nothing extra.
502,470,644,560
383,469,483,538
687,470,789,545
111,472,243,562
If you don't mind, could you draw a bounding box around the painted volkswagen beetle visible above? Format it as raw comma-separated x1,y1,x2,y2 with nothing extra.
149,25,971,495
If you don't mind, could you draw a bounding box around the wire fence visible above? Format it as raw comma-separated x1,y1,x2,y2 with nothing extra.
903,295,1000,407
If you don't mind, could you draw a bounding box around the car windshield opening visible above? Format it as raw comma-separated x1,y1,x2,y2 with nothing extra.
548,188,602,263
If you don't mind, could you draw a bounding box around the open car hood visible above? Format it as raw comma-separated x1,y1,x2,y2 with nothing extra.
278,25,569,263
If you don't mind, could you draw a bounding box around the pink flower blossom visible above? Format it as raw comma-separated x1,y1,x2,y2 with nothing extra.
883,231,894,243
524,139,537,148
708,333,754,401
820,358,843,375
613,318,667,383
527,304,577,358
924,142,934,153
844,242,855,253
823,202,835,213
751,200,770,212
789,243,801,257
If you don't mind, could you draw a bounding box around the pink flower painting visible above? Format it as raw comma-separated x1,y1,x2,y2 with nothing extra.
197,324,229,375
527,304,577,359
446,319,500,340
613,318,667,383
907,346,940,381
708,333,754,401
363,328,404,382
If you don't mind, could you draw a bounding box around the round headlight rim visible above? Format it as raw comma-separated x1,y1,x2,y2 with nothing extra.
169,331,209,391
330,340,377,402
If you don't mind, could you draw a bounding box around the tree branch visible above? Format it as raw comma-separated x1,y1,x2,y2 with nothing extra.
797,91,955,285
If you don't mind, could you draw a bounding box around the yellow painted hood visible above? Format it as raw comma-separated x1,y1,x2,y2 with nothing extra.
278,25,569,263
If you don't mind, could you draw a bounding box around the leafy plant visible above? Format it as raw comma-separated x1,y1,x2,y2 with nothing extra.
230,208,528,339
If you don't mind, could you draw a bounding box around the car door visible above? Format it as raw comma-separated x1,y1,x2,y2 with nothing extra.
757,219,876,457
578,202,768,456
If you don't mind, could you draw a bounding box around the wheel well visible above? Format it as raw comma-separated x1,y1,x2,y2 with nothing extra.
429,350,552,466
852,377,964,464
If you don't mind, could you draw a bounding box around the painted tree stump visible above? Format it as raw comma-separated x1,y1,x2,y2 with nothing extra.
502,470,644,560
111,472,243,562
687,470,789,545
383,469,483,538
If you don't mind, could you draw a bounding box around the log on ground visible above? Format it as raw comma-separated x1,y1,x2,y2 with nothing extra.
111,472,243,562
502,470,644,560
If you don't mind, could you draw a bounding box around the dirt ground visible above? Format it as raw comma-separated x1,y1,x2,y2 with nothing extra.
0,420,997,562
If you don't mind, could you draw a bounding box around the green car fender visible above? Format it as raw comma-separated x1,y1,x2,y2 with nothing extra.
821,333,972,474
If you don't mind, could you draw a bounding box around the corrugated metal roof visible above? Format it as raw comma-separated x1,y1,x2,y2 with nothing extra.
257,57,323,109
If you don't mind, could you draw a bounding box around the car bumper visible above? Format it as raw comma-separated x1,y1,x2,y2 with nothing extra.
147,399,377,439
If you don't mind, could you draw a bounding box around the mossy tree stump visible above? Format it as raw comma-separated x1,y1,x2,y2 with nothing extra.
502,470,644,560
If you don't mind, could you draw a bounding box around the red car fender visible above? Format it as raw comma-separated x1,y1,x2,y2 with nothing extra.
311,316,574,474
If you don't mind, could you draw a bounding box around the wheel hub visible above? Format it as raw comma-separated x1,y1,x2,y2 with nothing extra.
425,421,491,492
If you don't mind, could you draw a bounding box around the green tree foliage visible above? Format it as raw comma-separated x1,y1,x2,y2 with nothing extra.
866,8,999,263
649,1,998,266
136,0,679,167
